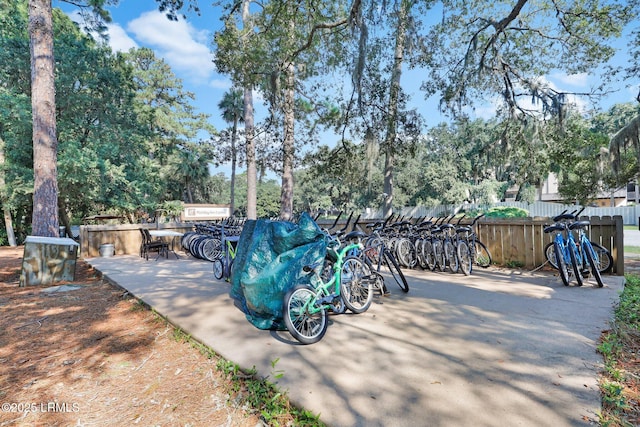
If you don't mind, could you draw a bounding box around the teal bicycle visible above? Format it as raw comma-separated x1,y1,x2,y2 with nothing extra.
213,234,239,281
283,242,375,344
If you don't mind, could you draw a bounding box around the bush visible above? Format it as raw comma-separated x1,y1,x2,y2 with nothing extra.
484,206,529,218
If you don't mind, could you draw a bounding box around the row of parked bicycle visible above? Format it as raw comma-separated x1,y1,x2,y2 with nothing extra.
179,219,244,262
543,207,613,287
282,209,615,344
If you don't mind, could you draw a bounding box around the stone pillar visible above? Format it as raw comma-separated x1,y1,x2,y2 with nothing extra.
19,236,80,286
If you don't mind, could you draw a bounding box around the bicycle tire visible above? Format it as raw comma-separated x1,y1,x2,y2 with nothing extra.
213,259,223,280
544,242,557,269
423,240,437,271
201,237,222,262
444,240,459,273
432,240,446,272
584,241,604,287
554,241,570,286
415,239,428,270
383,249,409,293
395,238,414,268
568,241,583,287
591,243,613,274
457,240,472,276
546,241,612,274
474,241,492,268
283,284,327,345
341,257,373,314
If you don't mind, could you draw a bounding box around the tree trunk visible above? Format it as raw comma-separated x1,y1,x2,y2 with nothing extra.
280,61,295,221
242,0,257,220
243,88,257,220
29,0,59,237
0,141,17,246
230,118,238,217
382,0,409,218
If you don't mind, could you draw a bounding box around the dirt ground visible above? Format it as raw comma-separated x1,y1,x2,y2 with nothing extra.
0,246,262,427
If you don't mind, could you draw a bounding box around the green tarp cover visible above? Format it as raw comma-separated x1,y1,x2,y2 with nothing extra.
229,213,327,330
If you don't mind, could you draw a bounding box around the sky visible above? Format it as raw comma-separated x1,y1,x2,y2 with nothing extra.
56,1,639,178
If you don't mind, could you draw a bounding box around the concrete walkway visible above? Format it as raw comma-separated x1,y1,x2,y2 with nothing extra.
86,253,625,427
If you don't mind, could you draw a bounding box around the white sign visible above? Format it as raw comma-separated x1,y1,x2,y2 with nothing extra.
182,204,231,220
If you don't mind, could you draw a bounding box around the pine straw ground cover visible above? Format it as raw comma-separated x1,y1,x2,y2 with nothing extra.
0,246,321,427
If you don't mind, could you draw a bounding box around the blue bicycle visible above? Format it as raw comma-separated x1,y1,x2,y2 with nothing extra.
544,210,604,287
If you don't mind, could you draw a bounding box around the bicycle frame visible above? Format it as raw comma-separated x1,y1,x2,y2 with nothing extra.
298,242,362,315
221,238,237,278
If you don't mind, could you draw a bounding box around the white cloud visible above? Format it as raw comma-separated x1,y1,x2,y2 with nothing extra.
105,23,138,52
64,11,137,53
127,11,214,83
550,72,589,87
209,79,232,90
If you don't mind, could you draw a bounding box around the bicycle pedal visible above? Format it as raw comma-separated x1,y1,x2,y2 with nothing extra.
581,269,590,278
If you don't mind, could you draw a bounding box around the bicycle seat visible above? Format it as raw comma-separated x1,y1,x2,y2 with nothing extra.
456,226,472,233
344,230,367,241
553,213,575,222
544,224,565,233
568,220,590,230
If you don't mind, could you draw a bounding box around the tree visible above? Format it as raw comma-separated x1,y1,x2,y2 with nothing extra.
217,88,244,217
215,0,360,220
29,0,59,236
549,113,611,204
26,0,198,236
424,0,634,120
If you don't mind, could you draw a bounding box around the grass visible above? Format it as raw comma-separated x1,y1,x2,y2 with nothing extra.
167,324,325,426
597,273,640,426
625,245,640,255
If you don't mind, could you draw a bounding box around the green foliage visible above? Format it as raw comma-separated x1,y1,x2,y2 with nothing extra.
615,274,640,328
484,206,529,218
0,3,214,228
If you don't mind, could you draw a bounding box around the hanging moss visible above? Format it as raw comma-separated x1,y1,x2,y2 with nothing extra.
610,114,640,174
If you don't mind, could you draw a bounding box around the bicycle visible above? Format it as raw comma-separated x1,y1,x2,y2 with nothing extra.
282,242,375,344
363,219,409,293
544,209,605,287
213,234,239,281
544,220,582,286
569,219,604,287
543,221,612,275
456,214,492,273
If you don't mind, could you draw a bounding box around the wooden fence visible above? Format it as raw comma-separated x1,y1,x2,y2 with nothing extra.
473,216,623,274
319,215,624,276
79,223,193,258
81,216,624,276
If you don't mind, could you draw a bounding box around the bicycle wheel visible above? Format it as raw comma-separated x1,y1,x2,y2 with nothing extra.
415,239,428,269
432,240,446,272
444,240,459,273
397,238,417,268
474,241,492,268
423,240,437,271
554,241,570,286
200,237,223,261
457,240,472,276
583,241,604,287
568,241,583,287
383,249,409,292
341,257,373,314
283,284,327,345
544,242,557,269
591,243,613,274
213,258,223,280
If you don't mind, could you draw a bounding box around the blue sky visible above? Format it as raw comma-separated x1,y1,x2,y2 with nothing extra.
56,1,639,177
